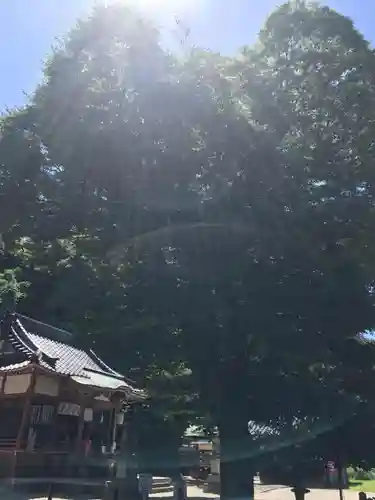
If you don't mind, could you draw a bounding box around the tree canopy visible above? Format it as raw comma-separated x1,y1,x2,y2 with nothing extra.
2,1,375,497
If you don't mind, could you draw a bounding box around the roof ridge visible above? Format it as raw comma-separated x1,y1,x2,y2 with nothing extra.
16,316,97,359
16,313,73,341
89,349,125,378
83,366,124,380
10,320,38,358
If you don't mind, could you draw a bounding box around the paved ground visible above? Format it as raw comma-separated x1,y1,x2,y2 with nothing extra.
256,487,371,500
149,484,369,500
2,482,370,500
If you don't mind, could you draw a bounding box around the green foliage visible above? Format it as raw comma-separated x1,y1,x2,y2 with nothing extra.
348,468,375,481
2,1,375,496
0,268,29,314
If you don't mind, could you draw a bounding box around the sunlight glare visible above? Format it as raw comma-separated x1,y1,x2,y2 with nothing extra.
118,0,197,18
137,0,190,14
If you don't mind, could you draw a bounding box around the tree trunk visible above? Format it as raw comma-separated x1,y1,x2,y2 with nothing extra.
219,417,255,500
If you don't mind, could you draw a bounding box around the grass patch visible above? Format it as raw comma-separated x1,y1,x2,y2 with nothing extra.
349,480,375,492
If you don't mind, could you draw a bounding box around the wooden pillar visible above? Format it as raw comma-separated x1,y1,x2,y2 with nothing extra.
50,378,61,450
0,373,7,395
105,408,114,453
12,368,37,483
110,407,117,453
16,368,37,449
122,404,139,497
75,395,86,453
108,394,123,454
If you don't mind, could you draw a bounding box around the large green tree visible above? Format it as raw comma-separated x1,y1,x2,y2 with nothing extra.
2,2,375,500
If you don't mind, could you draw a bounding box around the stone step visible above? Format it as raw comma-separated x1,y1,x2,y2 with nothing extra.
152,477,172,486
151,476,173,493
152,485,174,493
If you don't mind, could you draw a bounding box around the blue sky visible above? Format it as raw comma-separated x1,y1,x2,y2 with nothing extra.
0,0,374,110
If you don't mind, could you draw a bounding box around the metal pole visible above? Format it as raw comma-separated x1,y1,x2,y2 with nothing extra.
337,455,344,500
338,484,344,500
47,481,53,500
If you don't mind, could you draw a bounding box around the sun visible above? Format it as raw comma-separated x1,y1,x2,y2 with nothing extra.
139,0,176,6
130,0,193,16
103,0,199,24
139,0,185,8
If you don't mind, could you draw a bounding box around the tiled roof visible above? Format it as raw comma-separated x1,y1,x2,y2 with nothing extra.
10,315,116,377
2,313,146,398
26,332,109,377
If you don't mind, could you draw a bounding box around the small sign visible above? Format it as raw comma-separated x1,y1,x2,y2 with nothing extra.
58,402,81,417
84,408,93,422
